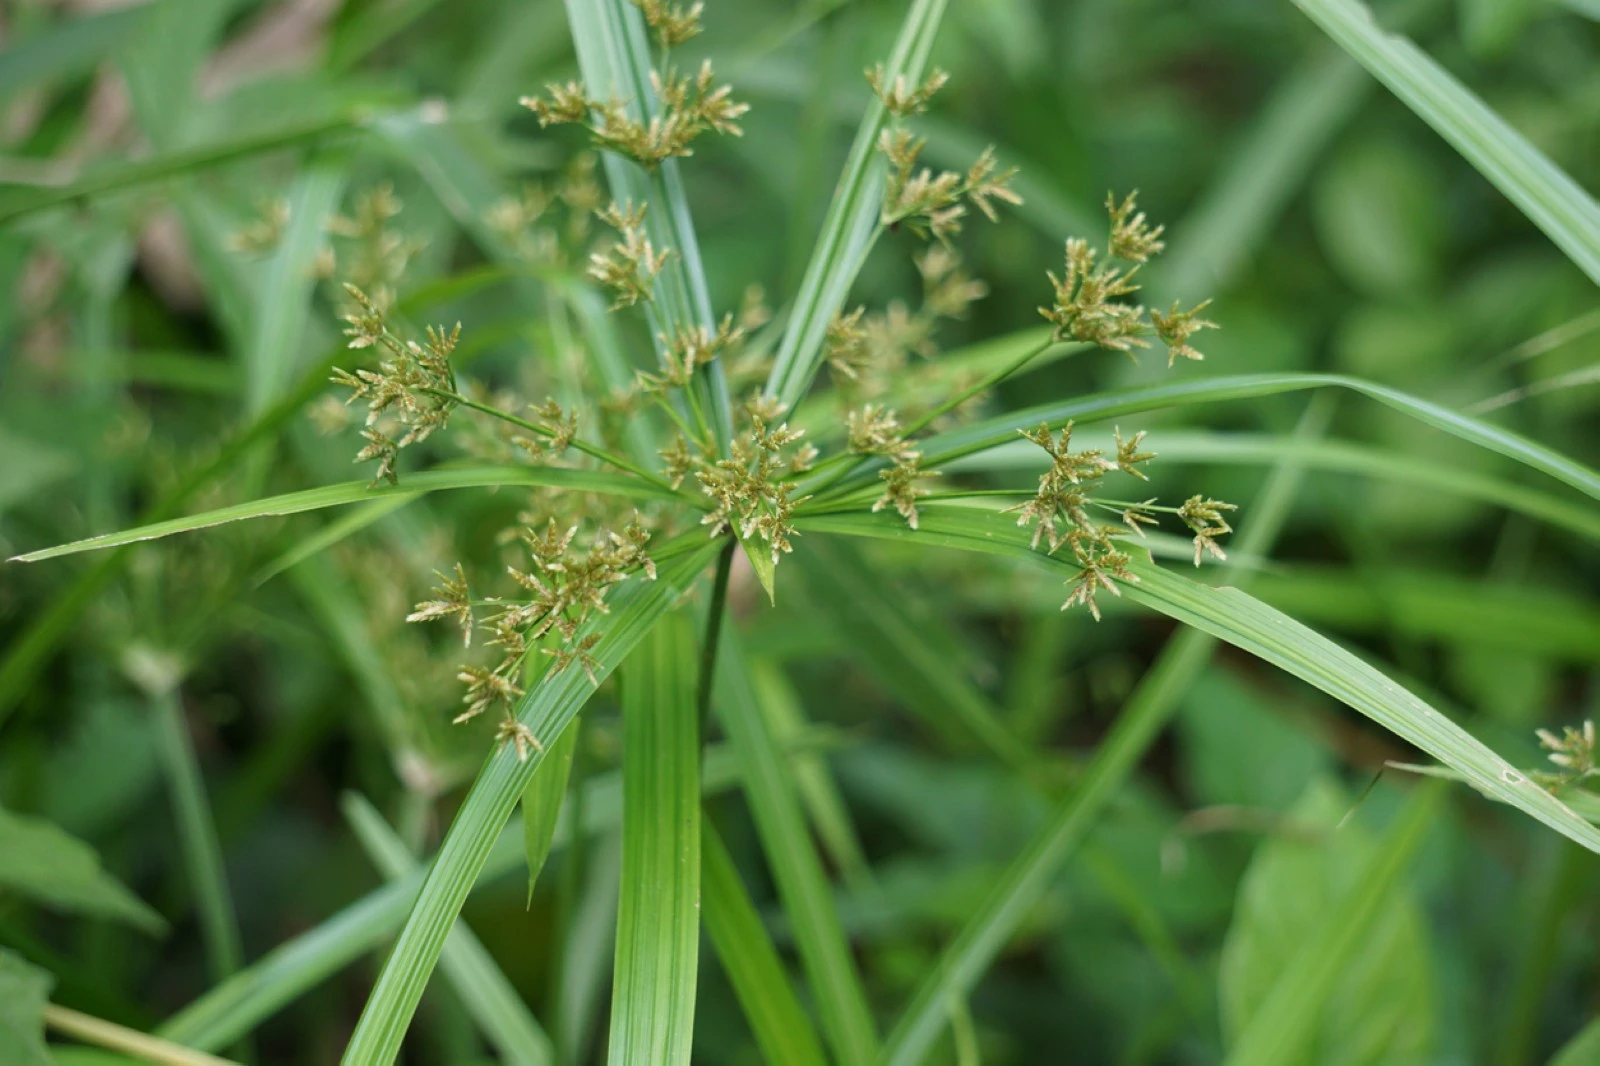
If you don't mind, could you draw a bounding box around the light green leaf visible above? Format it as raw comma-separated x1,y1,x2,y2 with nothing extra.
522,718,580,907
1549,1017,1600,1066
1288,0,1600,285
740,536,778,606
0,949,53,1066
342,795,552,1066
763,0,949,408
1220,779,1435,1066
10,466,677,564
0,807,165,935
608,612,701,1066
340,538,720,1066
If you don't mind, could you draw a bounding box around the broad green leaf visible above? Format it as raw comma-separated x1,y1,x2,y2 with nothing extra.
831,371,1600,501
1288,0,1600,285
609,613,701,1066
0,949,52,1066
0,807,165,935
1222,780,1439,1066
1549,1017,1600,1066
799,506,1600,855
342,794,552,1066
10,466,678,563
763,0,949,408
716,640,880,1065
701,822,830,1066
340,539,719,1066
522,717,580,907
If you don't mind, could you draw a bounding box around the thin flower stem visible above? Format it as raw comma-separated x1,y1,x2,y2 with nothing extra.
440,391,692,501
804,339,1065,502
899,338,1055,438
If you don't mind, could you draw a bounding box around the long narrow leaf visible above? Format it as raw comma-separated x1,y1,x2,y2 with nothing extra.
342,795,552,1066
701,822,830,1066
820,371,1600,500
10,467,678,564
1289,0,1600,284
340,541,719,1066
608,613,701,1065
716,640,880,1065
160,747,752,1052
764,0,949,408
800,507,1600,855
950,430,1600,542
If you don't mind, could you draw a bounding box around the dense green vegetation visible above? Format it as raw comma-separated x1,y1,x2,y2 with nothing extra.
1,0,1597,1063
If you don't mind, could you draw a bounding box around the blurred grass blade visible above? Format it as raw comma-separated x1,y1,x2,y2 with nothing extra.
254,496,420,587
876,395,1329,1065
750,660,872,889
9,467,678,564
950,429,1600,542
0,6,145,98
844,371,1600,500
340,541,718,1066
150,687,245,983
159,748,748,1052
0,115,364,226
244,163,345,412
342,794,553,1066
1289,0,1600,284
716,639,880,1065
1222,782,1442,1066
43,1003,241,1066
795,539,1034,769
764,0,948,408
701,822,831,1066
608,613,701,1065
523,718,580,907
1549,1017,1600,1066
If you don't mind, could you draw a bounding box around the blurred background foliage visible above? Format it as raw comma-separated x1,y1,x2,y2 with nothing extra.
0,0,1597,1063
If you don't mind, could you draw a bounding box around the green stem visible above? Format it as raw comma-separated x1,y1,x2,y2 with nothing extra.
899,338,1055,438
152,688,246,986
443,391,690,501
45,1004,242,1066
696,538,738,757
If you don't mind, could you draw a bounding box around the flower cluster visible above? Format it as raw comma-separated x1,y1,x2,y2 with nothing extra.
867,66,1019,243
690,399,815,564
521,3,747,173
590,201,671,309
1040,192,1215,365
407,516,657,758
1008,420,1233,619
331,285,460,486
826,246,986,403
1534,720,1596,791
846,404,931,530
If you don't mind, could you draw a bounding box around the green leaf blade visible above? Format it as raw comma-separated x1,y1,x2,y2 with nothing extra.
608,612,701,1066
